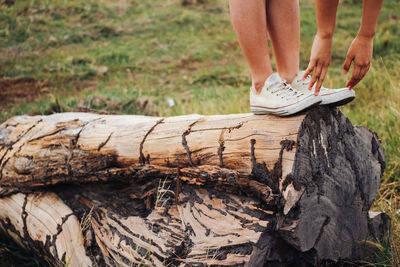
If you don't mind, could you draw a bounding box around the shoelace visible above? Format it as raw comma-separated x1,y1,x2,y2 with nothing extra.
298,74,311,86
269,81,304,100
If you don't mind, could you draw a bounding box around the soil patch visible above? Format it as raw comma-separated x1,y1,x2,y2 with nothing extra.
0,78,49,110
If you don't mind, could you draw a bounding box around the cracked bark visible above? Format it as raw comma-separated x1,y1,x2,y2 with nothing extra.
98,131,114,151
218,129,226,167
0,107,389,266
139,118,164,164
181,119,201,166
0,119,42,178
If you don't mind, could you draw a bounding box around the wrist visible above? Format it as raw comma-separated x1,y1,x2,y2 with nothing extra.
357,29,375,40
316,32,334,40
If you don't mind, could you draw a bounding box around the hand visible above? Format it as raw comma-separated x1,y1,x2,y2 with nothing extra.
303,34,333,95
343,35,373,89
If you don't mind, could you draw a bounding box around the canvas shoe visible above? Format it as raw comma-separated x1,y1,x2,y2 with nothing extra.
250,73,322,116
291,71,356,106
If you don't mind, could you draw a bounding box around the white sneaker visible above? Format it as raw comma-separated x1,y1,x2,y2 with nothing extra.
291,71,356,106
250,73,322,116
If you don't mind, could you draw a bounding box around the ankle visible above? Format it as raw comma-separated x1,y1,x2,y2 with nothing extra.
252,80,265,94
279,72,297,84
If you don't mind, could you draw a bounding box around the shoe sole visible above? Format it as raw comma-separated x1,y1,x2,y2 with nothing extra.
321,90,356,107
251,95,322,116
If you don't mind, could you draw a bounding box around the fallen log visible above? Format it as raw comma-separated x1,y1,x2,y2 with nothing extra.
0,107,389,266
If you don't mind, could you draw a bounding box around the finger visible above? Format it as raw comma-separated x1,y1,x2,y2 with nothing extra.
343,54,354,75
352,64,363,88
315,65,328,95
346,64,361,88
360,63,371,80
309,62,323,91
303,60,316,80
353,64,370,88
346,64,362,89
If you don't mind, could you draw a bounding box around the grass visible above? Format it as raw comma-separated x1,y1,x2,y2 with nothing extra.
0,0,399,265
154,178,174,213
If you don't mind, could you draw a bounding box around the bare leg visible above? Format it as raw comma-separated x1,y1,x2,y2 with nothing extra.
266,0,300,83
229,0,273,93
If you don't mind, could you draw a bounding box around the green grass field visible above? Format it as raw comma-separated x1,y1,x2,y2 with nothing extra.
0,0,399,266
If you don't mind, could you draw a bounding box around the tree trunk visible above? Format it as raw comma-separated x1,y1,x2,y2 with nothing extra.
0,107,388,266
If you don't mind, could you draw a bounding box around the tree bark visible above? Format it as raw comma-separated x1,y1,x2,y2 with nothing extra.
0,107,388,266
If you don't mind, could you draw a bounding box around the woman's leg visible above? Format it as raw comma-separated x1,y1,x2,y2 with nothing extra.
229,0,273,93
266,0,300,83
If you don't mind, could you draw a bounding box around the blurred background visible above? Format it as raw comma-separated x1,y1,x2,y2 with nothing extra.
0,0,399,265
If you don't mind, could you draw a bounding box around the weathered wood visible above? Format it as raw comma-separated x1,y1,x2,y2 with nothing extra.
0,107,388,266
0,191,92,266
0,113,300,191
57,183,279,266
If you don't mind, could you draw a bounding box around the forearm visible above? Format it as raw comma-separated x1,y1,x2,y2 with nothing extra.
303,0,339,92
314,0,339,39
358,0,384,39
